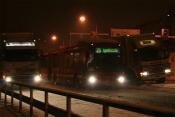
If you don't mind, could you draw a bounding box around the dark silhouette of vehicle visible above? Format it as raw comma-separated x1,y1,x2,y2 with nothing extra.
40,39,141,88
114,34,171,83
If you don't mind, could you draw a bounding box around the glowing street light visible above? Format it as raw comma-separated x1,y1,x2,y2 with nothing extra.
79,15,86,23
51,35,57,41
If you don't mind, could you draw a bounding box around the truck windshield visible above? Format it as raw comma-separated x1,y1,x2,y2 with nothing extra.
134,47,169,61
4,49,38,61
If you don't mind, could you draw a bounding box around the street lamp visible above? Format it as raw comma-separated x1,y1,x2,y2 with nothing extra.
69,15,87,46
79,15,98,33
79,15,86,23
51,35,57,41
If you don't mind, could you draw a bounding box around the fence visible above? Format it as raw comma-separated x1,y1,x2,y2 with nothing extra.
0,82,175,117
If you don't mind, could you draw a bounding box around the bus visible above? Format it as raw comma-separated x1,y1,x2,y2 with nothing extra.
1,33,42,83
114,34,171,83
40,39,141,87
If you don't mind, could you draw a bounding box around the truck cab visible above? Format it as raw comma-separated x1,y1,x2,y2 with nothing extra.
114,34,171,83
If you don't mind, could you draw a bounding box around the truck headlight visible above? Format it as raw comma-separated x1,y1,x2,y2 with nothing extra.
140,71,149,77
5,76,12,82
34,75,42,83
117,76,125,84
88,75,97,84
165,68,171,74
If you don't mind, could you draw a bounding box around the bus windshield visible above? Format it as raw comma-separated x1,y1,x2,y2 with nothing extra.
88,47,122,71
4,49,38,61
134,47,169,61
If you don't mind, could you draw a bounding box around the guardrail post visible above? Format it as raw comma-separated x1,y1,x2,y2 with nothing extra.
0,88,1,100
4,84,7,106
11,84,14,108
19,86,22,112
66,96,71,117
30,88,33,117
103,104,109,117
45,91,48,117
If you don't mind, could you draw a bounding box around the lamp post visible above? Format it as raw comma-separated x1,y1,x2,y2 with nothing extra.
69,14,109,46
69,15,87,46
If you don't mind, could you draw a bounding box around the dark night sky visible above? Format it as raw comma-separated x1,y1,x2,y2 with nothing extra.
0,0,174,35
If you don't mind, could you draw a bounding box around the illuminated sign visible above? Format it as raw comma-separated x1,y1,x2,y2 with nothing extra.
6,42,35,47
140,40,156,46
95,48,120,54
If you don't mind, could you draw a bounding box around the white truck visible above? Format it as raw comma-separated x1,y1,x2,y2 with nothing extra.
1,33,42,83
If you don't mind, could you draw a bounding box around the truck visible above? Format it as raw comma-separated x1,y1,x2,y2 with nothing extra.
113,34,171,83
1,33,42,83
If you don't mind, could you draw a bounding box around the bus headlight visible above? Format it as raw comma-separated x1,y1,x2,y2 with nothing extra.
88,75,97,84
34,75,42,83
165,68,171,74
140,71,149,77
117,76,125,84
5,76,12,82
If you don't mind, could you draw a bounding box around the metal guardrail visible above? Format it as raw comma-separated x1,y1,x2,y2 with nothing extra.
0,82,175,117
